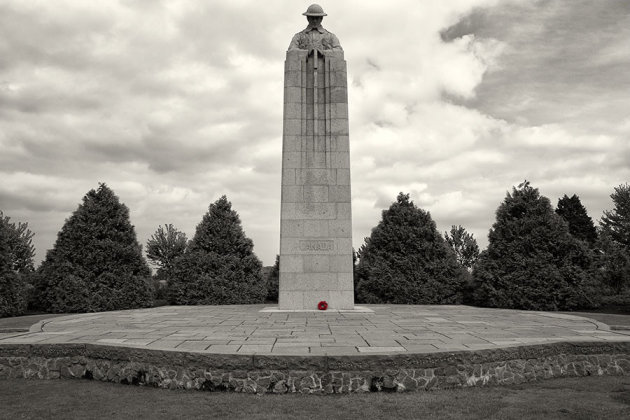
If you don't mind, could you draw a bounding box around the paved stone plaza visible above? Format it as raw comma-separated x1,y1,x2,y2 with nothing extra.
1,305,628,355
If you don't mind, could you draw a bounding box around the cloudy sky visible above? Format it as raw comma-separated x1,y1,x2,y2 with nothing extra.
1,0,629,267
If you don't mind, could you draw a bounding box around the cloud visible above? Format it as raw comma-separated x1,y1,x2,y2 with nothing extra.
0,0,628,266
443,0,630,133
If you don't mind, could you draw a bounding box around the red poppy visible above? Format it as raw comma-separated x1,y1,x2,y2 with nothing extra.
317,301,328,310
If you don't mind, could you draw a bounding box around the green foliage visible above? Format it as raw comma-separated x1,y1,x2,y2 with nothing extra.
472,182,598,311
355,193,467,304
166,196,266,304
146,224,187,278
600,183,630,251
162,252,264,304
444,225,480,270
594,229,630,294
555,194,598,245
353,248,359,298
188,196,255,257
152,277,168,302
600,291,630,309
0,270,29,317
0,211,35,273
0,213,34,317
33,184,153,313
266,255,279,303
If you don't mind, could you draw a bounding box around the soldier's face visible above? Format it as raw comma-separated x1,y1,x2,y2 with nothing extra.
307,16,323,26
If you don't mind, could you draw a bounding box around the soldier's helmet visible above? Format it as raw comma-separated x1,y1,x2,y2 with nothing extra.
303,4,327,17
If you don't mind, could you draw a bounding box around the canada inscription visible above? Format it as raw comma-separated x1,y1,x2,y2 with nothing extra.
299,240,335,252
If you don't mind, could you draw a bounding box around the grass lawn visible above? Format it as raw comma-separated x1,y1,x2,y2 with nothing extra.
0,313,68,332
562,312,630,330
1,376,629,419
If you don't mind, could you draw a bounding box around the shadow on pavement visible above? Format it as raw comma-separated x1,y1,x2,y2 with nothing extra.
0,313,69,332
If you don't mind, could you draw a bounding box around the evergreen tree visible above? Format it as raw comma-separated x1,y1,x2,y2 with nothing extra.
0,213,34,316
355,193,467,304
166,196,266,304
444,225,480,270
34,184,153,312
146,224,187,278
601,183,630,251
555,194,598,245
473,182,598,311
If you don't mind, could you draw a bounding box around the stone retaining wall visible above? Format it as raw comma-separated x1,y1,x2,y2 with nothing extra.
1,342,629,393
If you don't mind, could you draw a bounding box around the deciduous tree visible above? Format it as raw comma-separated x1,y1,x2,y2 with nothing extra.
0,213,34,316
146,224,187,277
1,211,35,273
266,255,279,303
444,225,480,270
595,229,630,294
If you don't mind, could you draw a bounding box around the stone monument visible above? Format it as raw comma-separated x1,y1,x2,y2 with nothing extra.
279,4,354,310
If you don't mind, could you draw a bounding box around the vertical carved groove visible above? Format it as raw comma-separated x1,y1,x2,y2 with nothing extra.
301,57,306,164
313,51,318,142
325,55,331,168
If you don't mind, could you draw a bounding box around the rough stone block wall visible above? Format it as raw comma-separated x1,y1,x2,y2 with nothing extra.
1,342,629,394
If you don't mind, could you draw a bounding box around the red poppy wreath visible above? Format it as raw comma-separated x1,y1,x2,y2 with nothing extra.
317,300,328,311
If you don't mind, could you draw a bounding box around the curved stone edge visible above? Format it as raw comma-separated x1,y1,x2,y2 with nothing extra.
1,341,629,393
535,312,612,331
29,320,46,333
29,313,88,333
580,317,612,331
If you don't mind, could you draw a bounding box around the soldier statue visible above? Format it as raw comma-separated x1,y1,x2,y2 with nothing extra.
288,4,343,52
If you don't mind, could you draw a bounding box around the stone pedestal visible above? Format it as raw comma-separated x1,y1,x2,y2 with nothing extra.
279,49,354,310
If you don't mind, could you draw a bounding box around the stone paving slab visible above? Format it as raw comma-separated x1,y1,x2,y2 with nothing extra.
1,304,629,356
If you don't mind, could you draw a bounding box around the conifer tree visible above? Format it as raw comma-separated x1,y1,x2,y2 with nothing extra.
166,195,266,304
34,184,153,312
355,193,467,304
473,182,597,310
555,194,598,245
601,183,630,251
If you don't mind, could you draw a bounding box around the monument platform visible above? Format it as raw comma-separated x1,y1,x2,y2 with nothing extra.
1,305,629,393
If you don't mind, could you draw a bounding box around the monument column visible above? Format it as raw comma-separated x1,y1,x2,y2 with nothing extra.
279,5,354,310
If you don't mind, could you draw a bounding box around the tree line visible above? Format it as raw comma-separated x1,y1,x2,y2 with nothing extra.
1,181,629,316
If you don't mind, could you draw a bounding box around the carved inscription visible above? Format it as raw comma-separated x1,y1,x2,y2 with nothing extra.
299,240,334,252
